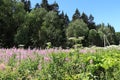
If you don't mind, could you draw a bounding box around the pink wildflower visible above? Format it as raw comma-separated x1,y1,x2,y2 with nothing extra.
65,58,70,61
79,49,87,53
0,63,6,71
44,57,51,62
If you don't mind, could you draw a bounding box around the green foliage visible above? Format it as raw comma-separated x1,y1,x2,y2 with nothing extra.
0,48,120,79
0,67,19,80
97,23,116,46
21,0,31,12
42,11,65,47
115,32,120,45
68,37,84,48
41,0,49,11
39,48,120,80
88,29,102,46
7,54,17,67
88,14,96,29
18,59,39,79
0,0,118,48
72,8,81,21
46,42,52,49
66,19,89,38
81,12,89,24
15,25,30,45
66,19,89,47
0,0,26,47
15,8,47,47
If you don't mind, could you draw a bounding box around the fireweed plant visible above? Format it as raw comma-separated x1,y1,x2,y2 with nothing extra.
0,46,120,79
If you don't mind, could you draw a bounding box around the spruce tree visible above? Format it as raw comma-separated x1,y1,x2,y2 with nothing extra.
64,14,70,26
35,3,40,9
49,1,59,12
88,14,96,29
72,8,81,21
81,12,88,24
40,0,49,11
21,0,31,12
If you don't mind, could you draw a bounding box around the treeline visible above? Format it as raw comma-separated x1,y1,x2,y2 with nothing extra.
0,0,120,48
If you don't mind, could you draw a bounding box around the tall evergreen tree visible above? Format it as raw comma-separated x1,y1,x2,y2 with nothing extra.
88,14,96,29
59,12,69,48
81,12,88,24
40,0,49,11
49,1,59,12
59,11,65,19
35,3,40,9
64,14,70,26
72,8,81,21
21,0,31,12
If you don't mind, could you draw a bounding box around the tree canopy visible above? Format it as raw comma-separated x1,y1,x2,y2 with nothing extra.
0,0,118,48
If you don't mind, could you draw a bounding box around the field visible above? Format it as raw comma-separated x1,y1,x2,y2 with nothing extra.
0,46,120,80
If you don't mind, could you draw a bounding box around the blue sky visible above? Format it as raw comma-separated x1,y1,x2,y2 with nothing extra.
31,0,120,32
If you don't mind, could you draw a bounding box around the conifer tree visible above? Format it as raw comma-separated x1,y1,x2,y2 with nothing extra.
88,14,96,29
40,0,49,11
49,1,59,12
72,8,81,21
21,0,31,12
81,12,88,24
35,3,40,9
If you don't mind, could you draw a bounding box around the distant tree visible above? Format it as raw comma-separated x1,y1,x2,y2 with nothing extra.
15,8,47,48
49,1,59,12
59,12,69,27
115,32,120,45
88,14,96,29
66,19,88,38
40,0,49,11
88,29,102,46
21,0,25,3
21,0,31,12
41,11,65,47
59,11,65,22
97,23,116,46
72,8,81,21
14,25,30,46
64,14,70,26
0,0,26,47
66,19,89,47
35,3,40,9
81,12,88,24
59,12,70,48
0,0,117,48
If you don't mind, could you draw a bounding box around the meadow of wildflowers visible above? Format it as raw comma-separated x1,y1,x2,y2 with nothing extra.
0,46,120,79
